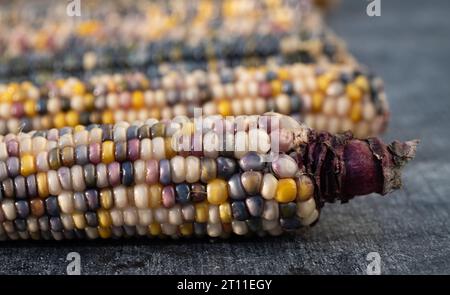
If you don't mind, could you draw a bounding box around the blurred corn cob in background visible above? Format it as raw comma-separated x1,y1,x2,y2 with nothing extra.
0,62,389,137
0,0,386,138
0,0,350,80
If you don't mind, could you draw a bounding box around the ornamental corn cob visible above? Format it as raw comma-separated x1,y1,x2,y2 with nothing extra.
0,113,417,240
0,63,389,138
0,0,348,79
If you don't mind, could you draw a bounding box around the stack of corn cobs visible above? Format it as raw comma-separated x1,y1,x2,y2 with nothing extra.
0,0,417,241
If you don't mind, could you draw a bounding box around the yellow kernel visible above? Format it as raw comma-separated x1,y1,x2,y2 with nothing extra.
312,91,325,112
41,116,52,130
20,154,36,177
218,99,232,117
84,94,95,111
149,184,162,208
98,227,112,239
65,110,79,127
8,83,19,90
53,112,66,129
2,84,17,102
102,110,114,124
346,84,363,102
350,102,362,123
149,108,161,120
179,223,193,236
101,141,115,164
219,203,232,223
100,189,113,209
149,223,161,235
277,68,290,80
97,209,112,227
1,92,12,103
181,121,195,135
297,175,315,201
271,80,283,96
106,80,116,92
74,125,85,132
76,20,100,36
37,172,49,198
132,91,145,109
275,178,297,203
355,75,370,92
35,33,48,51
317,75,332,92
56,79,65,88
164,137,177,159
73,212,86,229
24,100,37,116
207,179,229,205
195,201,209,223
72,82,86,95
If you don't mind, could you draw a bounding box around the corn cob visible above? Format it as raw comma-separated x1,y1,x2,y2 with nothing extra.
0,0,349,79
0,62,388,138
0,113,417,240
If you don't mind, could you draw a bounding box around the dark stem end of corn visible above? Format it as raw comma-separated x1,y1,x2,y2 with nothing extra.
260,113,417,207
339,137,419,201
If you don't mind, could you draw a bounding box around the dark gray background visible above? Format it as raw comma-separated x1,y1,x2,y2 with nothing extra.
1,0,449,275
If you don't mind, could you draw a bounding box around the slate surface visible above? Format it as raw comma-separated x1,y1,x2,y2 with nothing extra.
1,0,449,275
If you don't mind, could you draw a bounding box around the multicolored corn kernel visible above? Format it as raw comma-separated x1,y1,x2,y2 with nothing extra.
0,114,417,240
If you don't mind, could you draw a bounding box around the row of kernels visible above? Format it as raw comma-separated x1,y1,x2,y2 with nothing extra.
0,69,387,139
0,114,298,158
0,64,385,118
37,65,375,105
2,193,277,225
0,94,286,127
3,182,317,228
0,106,190,134
0,128,292,166
202,94,303,117
0,170,316,213
1,32,343,82
0,220,288,241
1,125,169,156
0,96,386,139
1,192,317,239
0,90,170,118
1,153,300,198
304,113,386,138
